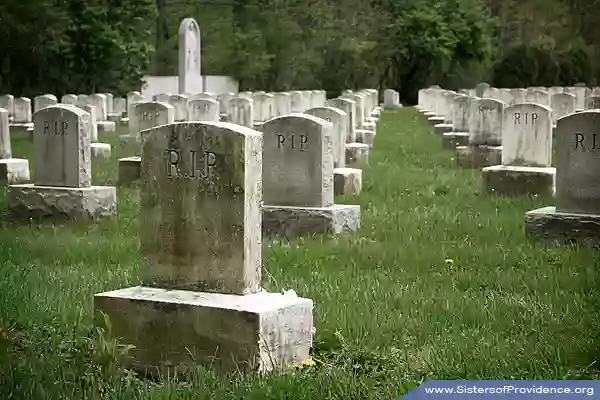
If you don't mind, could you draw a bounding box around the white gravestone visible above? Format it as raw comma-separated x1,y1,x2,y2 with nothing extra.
228,97,254,128
168,94,189,121
188,98,220,122
95,121,313,374
0,108,30,183
273,92,292,117
260,114,360,237
526,110,600,240
34,95,57,112
7,105,116,220
551,93,576,124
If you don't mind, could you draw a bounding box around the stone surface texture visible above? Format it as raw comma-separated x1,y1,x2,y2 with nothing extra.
456,145,502,168
345,143,369,167
442,132,469,149
482,165,555,196
0,159,30,184
334,167,362,196
525,206,600,242
118,156,142,186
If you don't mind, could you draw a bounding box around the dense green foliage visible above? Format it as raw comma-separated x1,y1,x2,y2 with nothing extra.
1,0,600,102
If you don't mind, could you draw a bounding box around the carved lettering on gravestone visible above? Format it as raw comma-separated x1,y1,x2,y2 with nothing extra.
573,133,599,151
43,121,68,136
142,111,160,121
514,112,538,124
277,134,308,150
166,126,217,179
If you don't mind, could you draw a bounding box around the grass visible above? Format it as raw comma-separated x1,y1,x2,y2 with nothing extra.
0,108,599,399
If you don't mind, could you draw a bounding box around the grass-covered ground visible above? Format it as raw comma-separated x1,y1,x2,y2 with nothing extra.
0,108,599,399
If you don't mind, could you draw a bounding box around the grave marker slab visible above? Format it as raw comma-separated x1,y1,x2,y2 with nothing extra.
179,18,203,93
7,105,116,220
0,108,30,183
260,114,360,237
188,98,219,121
228,97,253,128
95,121,313,375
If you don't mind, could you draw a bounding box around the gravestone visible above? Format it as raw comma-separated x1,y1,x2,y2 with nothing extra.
113,97,127,117
7,105,116,220
252,93,274,127
95,121,313,375
509,88,526,105
228,97,253,128
383,89,401,110
442,95,471,149
0,95,14,120
179,18,203,93
126,91,144,120
525,89,550,107
0,108,30,183
551,93,576,124
290,91,303,113
526,110,600,241
89,93,117,132
260,114,360,237
34,95,57,112
584,96,600,109
217,93,234,120
432,91,455,135
61,94,78,106
169,94,189,121
11,97,33,132
342,93,365,129
153,93,171,103
475,82,490,98
85,104,111,159
305,107,361,196
565,86,590,110
456,98,504,168
188,98,219,121
482,103,555,196
273,92,291,117
188,92,216,102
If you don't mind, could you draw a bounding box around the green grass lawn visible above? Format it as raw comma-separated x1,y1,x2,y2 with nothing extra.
0,109,599,399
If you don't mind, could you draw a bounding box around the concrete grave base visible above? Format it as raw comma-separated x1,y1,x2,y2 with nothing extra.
346,143,369,167
456,145,502,168
118,156,142,186
355,130,375,148
434,123,453,135
91,143,112,159
107,113,122,123
0,159,30,184
94,286,313,376
9,123,33,133
442,132,470,149
120,117,129,125
7,184,117,221
334,167,362,196
423,111,436,118
97,121,116,132
427,116,445,127
262,204,361,238
482,165,555,196
525,206,600,243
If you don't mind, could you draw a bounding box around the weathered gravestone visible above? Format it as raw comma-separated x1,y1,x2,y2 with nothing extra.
456,98,504,168
305,107,361,196
168,94,189,121
34,95,57,112
0,95,14,120
0,108,30,183
260,114,360,237
11,97,33,132
525,110,600,241
61,94,78,106
153,93,171,103
425,89,446,127
7,105,116,220
482,103,555,196
475,82,490,98
551,93,576,125
442,95,471,149
217,93,234,121
188,98,219,122
325,98,369,167
383,89,401,110
432,91,455,135
84,104,111,160
179,18,203,93
584,96,600,110
525,89,550,107
290,91,303,113
125,91,144,122
252,93,274,128
89,93,116,132
273,92,291,117
509,88,526,105
95,121,313,375
227,97,253,128
119,102,175,186
565,86,590,110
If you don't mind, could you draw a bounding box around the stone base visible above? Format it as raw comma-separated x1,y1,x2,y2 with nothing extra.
9,122,33,133
120,117,129,125
482,165,555,196
442,132,469,149
345,143,369,167
355,129,375,148
427,116,445,127
434,123,453,135
423,111,436,118
97,121,116,132
118,156,142,186
382,104,402,110
456,145,502,168
0,159,30,184
91,143,111,159
7,184,117,221
107,113,122,123
262,204,360,238
525,206,600,243
94,286,313,376
334,168,362,196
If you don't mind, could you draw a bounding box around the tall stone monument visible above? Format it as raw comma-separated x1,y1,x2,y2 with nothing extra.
178,18,203,94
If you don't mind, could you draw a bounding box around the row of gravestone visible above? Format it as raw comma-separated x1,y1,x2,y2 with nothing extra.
1,92,383,377
416,84,600,243
117,90,380,198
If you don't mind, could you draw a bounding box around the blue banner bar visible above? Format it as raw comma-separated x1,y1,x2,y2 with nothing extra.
403,381,599,399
